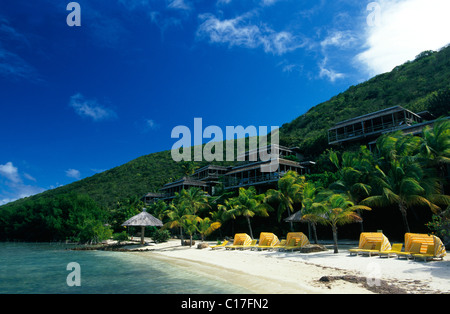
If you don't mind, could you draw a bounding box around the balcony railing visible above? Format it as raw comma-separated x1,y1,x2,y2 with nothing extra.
328,120,413,143
223,172,287,189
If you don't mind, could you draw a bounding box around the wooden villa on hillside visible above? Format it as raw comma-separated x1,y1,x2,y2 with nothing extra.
159,176,210,200
328,106,441,147
141,192,165,205
148,144,315,201
222,157,310,192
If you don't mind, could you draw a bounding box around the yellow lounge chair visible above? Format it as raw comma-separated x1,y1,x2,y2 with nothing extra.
251,232,280,251
411,234,447,261
278,232,310,252
242,239,257,250
398,233,447,260
225,233,253,250
359,242,383,257
210,240,229,250
271,239,286,251
349,232,391,256
412,245,435,261
396,241,422,259
379,243,403,258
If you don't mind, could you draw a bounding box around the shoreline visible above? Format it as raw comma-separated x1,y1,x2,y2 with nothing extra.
129,239,450,294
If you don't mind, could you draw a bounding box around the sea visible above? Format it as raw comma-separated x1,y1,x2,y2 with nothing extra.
0,242,251,294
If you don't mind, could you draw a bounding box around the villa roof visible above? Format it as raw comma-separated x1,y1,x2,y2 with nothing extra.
225,158,304,175
160,176,208,189
193,164,230,174
329,106,421,130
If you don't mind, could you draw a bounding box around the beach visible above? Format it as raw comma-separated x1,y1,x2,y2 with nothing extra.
133,240,450,294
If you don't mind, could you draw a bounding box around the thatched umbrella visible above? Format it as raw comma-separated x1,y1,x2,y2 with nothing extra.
122,208,163,244
285,210,320,244
284,211,303,223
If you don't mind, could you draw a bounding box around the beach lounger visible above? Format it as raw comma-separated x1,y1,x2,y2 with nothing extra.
225,233,252,250
412,245,436,261
251,232,280,251
409,234,447,261
396,242,422,259
242,239,257,250
379,243,403,258
271,239,286,251
280,232,310,252
359,242,383,257
348,232,392,256
398,233,447,261
210,240,229,250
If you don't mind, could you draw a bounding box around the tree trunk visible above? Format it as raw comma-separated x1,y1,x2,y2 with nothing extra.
189,234,193,247
332,225,339,253
141,226,145,245
399,203,410,233
246,216,254,239
180,227,184,245
356,209,364,233
312,222,319,244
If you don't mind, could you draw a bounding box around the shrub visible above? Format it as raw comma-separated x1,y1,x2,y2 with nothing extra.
152,229,171,243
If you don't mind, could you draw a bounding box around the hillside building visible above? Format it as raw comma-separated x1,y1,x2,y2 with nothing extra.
149,144,315,201
328,106,441,148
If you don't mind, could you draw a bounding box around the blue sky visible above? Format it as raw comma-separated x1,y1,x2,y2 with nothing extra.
1,0,450,205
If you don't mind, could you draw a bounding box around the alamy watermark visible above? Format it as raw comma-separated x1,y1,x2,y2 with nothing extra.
66,262,81,287
66,2,81,27
171,118,280,172
365,262,381,287
367,2,381,27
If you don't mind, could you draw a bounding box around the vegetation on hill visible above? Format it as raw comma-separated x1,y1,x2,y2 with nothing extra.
1,46,449,243
280,46,450,156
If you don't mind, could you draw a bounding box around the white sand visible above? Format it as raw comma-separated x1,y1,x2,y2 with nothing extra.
135,240,450,294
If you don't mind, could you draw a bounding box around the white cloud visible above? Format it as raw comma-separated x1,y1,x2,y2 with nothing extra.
69,93,117,121
0,162,21,183
66,169,81,180
168,0,191,11
0,162,45,205
261,0,280,6
356,0,450,76
197,13,304,55
319,58,345,82
321,30,357,49
145,119,159,130
23,173,37,182
0,184,46,205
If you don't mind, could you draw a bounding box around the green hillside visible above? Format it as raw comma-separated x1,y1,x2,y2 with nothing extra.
280,46,450,156
1,46,450,211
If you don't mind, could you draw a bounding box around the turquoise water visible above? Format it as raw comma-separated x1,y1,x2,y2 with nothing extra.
0,243,251,294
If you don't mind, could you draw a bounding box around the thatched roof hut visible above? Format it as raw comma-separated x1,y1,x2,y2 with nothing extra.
122,209,163,244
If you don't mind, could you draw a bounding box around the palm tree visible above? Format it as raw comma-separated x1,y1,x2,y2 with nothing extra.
364,131,450,233
196,217,222,241
265,171,305,231
303,193,371,253
329,149,373,232
147,199,168,222
180,161,199,176
300,182,326,244
362,158,449,233
183,215,200,247
175,187,210,215
163,201,190,245
419,119,450,191
220,186,271,239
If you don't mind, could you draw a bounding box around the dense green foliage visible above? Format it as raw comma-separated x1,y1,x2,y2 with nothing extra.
0,193,112,243
1,46,449,243
280,45,450,156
